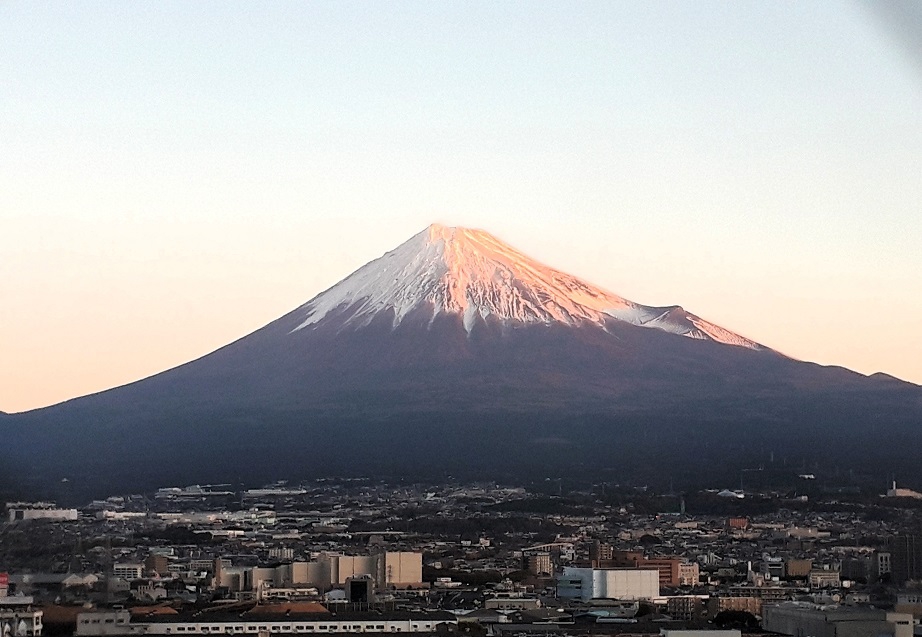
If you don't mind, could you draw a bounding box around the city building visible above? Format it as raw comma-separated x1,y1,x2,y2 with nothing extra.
707,596,762,619
666,596,708,621
785,558,813,578
893,592,922,618
215,552,423,595
809,570,841,589
377,552,423,589
890,536,922,585
345,576,374,603
874,551,892,581
760,555,785,580
144,555,169,577
525,553,552,576
589,541,615,566
588,551,697,587
484,594,542,611
677,562,700,586
6,503,78,523
840,558,869,582
764,604,912,637
0,596,43,637
557,567,659,601
112,564,144,581
76,606,456,636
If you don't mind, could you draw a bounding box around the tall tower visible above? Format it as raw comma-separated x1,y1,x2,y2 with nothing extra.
213,557,224,589
890,534,922,584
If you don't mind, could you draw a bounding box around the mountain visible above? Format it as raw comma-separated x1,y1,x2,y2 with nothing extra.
3,224,921,498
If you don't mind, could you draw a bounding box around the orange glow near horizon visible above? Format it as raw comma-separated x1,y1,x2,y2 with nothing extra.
3,219,920,413
2,4,921,411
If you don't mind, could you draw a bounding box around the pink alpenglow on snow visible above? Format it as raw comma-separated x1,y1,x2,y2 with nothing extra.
294,224,765,351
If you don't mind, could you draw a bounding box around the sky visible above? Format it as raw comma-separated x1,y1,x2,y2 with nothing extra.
2,1,921,413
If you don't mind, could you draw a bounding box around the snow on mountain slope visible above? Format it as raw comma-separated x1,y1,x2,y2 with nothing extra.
293,224,765,351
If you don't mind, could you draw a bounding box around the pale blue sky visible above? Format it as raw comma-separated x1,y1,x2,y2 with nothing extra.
2,1,921,411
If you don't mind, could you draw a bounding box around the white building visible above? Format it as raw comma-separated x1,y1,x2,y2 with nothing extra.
557,567,659,601
95,511,146,521
6,503,78,523
76,608,455,635
874,552,892,580
0,596,43,637
113,564,144,581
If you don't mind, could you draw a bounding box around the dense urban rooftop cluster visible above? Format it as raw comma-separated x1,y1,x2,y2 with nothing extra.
4,478,922,637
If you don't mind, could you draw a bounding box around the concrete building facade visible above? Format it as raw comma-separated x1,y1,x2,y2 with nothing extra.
112,564,143,581
707,595,762,618
764,603,912,637
76,608,455,636
890,536,922,585
557,567,659,601
216,552,422,595
809,570,841,589
6,503,78,523
0,597,43,637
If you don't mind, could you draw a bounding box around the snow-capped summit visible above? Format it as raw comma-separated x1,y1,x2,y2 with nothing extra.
293,223,764,350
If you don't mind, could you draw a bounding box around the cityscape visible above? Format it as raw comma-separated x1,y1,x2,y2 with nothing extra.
5,478,922,637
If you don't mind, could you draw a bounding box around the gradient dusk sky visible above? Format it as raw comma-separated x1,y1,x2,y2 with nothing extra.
2,2,921,413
